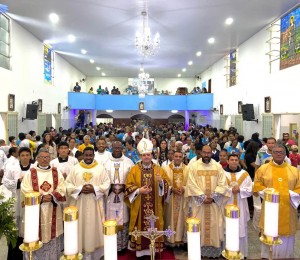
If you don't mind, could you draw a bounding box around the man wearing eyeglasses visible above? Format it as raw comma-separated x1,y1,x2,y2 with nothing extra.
255,138,291,170
21,148,66,260
185,145,228,258
254,144,300,259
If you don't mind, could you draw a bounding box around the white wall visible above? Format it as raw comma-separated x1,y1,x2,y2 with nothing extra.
200,25,300,139
279,114,299,137
0,20,85,137
86,77,196,94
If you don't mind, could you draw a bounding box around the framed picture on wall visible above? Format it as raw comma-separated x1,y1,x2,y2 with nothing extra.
139,102,145,110
238,101,243,114
58,103,61,114
38,99,43,112
264,96,271,113
8,94,15,111
220,104,223,115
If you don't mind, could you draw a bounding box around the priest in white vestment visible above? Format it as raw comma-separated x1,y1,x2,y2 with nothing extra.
2,147,32,258
21,148,66,260
50,141,78,179
103,140,134,251
66,147,111,260
185,145,228,258
94,137,111,165
223,154,252,257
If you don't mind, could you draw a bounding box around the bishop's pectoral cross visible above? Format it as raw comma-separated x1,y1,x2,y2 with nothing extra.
130,212,176,260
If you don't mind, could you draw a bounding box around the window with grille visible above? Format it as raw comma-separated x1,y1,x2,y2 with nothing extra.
0,13,10,70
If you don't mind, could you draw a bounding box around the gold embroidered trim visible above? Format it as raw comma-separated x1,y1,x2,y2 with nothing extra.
79,160,98,169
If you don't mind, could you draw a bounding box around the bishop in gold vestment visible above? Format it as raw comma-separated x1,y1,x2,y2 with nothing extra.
125,138,170,257
254,144,300,259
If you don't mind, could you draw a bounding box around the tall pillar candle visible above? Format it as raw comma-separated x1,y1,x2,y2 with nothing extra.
63,206,79,256
225,204,240,252
186,218,201,260
24,192,41,243
264,189,280,237
103,220,117,260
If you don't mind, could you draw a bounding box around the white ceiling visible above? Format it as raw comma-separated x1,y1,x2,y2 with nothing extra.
2,0,299,78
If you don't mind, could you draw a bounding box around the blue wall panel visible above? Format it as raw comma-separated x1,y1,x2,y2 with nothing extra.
186,94,213,110
68,92,95,109
68,93,213,111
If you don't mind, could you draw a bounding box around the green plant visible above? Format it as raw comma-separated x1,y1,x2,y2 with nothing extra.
0,193,18,248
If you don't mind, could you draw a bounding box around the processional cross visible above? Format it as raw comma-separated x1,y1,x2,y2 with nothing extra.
129,212,176,260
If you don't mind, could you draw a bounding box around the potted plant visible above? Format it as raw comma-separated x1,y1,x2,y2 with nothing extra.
0,192,18,259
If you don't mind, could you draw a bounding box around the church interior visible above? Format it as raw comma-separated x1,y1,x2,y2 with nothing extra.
1,0,300,259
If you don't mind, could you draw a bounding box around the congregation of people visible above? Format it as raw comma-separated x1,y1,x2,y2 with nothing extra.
1,122,300,260
73,82,209,96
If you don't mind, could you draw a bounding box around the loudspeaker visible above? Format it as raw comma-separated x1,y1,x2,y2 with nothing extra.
242,104,255,121
26,104,38,119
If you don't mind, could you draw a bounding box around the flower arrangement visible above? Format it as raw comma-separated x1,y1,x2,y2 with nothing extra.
0,193,18,248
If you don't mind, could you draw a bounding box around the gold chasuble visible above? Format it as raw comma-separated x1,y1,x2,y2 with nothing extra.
185,159,228,248
254,161,300,236
125,162,170,251
163,163,189,245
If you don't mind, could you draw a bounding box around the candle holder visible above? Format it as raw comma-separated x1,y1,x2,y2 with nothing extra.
19,191,43,260
60,253,83,260
19,241,43,260
186,218,201,260
222,205,243,260
259,189,282,260
103,220,118,260
60,206,82,260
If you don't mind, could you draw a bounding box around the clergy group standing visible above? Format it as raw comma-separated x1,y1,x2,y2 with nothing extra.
6,134,300,260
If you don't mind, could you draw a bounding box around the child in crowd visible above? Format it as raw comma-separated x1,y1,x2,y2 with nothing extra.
289,145,300,168
219,149,228,168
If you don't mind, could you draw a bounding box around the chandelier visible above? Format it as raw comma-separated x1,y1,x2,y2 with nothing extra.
138,71,150,81
135,2,160,57
136,65,150,98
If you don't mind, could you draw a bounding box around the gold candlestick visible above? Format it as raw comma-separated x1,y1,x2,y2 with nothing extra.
20,241,43,260
19,192,43,260
222,205,243,260
60,254,83,260
60,206,82,260
259,189,282,260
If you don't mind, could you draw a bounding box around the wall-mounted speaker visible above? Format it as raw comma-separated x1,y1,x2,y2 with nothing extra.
242,104,255,121
26,104,38,119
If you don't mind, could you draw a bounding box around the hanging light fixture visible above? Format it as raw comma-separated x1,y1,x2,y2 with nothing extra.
135,0,160,57
135,63,150,98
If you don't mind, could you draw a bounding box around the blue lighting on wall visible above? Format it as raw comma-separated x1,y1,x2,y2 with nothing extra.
68,92,214,111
